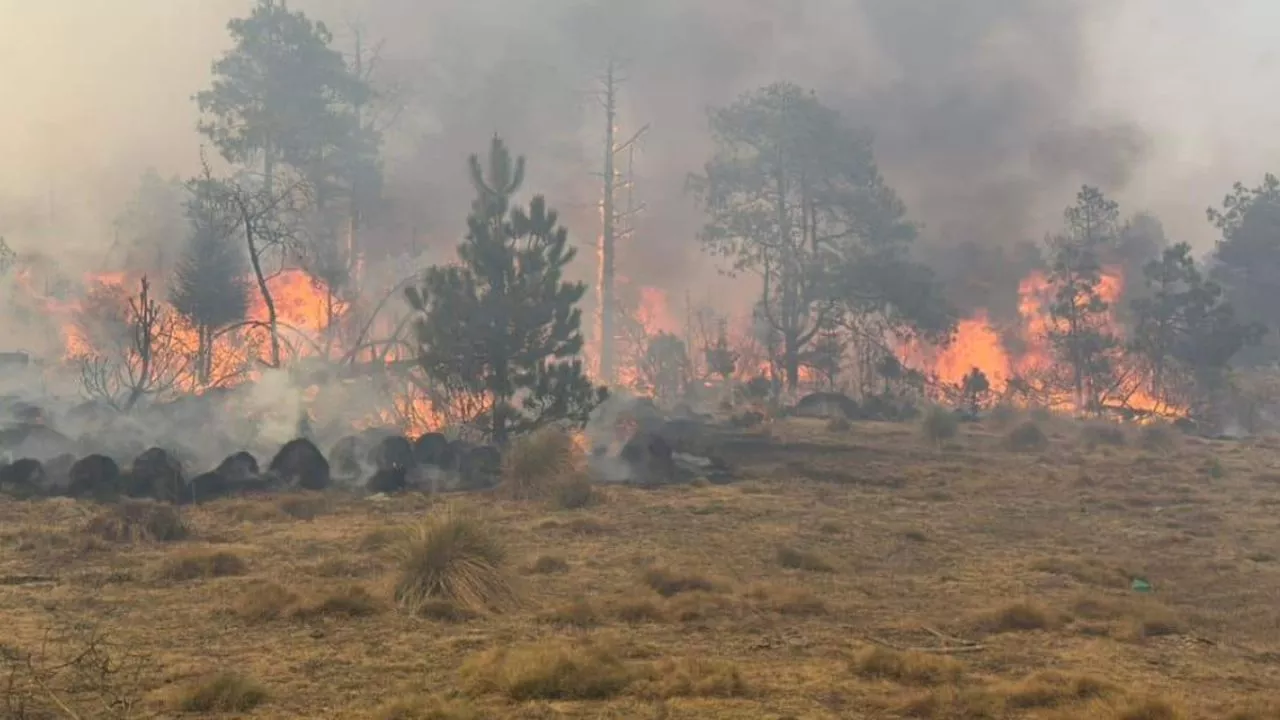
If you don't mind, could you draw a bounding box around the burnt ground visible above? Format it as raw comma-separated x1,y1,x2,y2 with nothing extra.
1,417,1279,718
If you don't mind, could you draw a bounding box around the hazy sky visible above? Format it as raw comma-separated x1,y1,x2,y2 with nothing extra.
2,0,1280,264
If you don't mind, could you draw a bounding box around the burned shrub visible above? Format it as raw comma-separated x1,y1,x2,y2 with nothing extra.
793,391,859,420
620,432,676,486
1006,421,1049,452
67,454,121,500
459,445,502,491
413,432,451,467
0,458,46,499
128,447,188,503
369,435,415,471
366,467,408,494
43,453,75,494
216,451,259,484
328,435,363,478
269,438,330,491
188,471,230,503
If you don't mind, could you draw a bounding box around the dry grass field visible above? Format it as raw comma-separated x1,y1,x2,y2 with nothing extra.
3,416,1280,719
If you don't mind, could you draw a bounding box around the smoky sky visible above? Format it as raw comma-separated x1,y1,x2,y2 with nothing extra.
4,0,1280,318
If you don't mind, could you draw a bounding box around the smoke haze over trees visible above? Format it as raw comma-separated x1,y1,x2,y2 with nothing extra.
6,0,1280,316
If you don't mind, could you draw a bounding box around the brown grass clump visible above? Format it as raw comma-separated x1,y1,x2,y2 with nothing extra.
276,492,333,520
293,584,382,619
392,511,514,615
539,596,601,628
610,596,667,624
1139,422,1181,453
745,584,828,616
999,670,1119,709
976,600,1057,634
1070,593,1185,640
501,427,580,500
642,566,716,597
897,685,1003,718
921,406,960,447
826,416,852,432
370,696,482,720
174,671,267,713
526,554,569,574
666,590,741,623
229,581,297,622
461,641,634,701
635,657,750,699
1113,697,1184,720
776,545,835,572
550,473,599,510
986,403,1019,430
1006,420,1049,452
83,500,188,543
156,549,248,581
851,646,964,686
1081,421,1128,448
1031,556,1130,588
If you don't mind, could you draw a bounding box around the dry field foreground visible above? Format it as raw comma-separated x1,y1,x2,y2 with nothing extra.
3,418,1280,719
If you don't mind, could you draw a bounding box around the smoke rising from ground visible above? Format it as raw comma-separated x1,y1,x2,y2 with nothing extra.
3,1,1280,325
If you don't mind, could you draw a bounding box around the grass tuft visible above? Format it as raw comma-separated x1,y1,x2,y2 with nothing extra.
635,657,750,699
157,549,247,581
501,427,580,500
175,671,267,713
642,566,716,597
976,600,1057,633
462,641,634,701
1006,420,1049,452
392,510,514,615
776,545,835,572
84,500,188,543
851,646,963,686
921,406,959,447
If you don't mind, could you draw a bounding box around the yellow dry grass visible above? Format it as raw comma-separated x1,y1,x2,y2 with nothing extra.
0,418,1278,718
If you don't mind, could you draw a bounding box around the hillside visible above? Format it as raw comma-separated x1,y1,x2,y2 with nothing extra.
1,417,1278,719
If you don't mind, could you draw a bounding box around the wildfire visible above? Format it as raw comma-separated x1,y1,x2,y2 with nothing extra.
917,266,1174,416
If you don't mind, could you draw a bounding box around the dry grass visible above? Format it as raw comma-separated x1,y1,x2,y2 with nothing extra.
642,566,717,597
392,510,513,615
174,670,268,712
550,473,599,510
83,500,188,543
1139,422,1182,453
921,406,959,446
276,492,333,520
461,640,635,701
156,549,248,581
1,417,1277,718
1006,420,1049,451
776,544,835,572
501,427,580,500
852,646,964,686
1082,421,1128,448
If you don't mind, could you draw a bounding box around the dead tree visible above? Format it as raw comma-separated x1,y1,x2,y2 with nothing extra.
78,276,189,411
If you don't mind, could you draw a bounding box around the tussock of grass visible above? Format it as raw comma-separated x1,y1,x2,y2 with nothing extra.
550,474,599,509
392,511,513,615
921,407,959,446
527,554,569,574
1113,697,1184,720
293,584,382,619
745,584,828,616
777,545,835,572
1139,422,1181,453
635,657,750,699
232,582,299,622
1081,422,1128,448
1006,420,1049,452
84,500,188,543
852,646,963,686
414,599,480,623
642,566,716,597
277,492,333,520
502,428,580,500
539,596,601,628
826,417,852,433
976,600,1057,633
359,528,397,551
999,670,1119,709
157,549,247,581
175,671,267,713
666,590,741,623
897,685,1003,718
610,596,667,624
370,696,482,720
462,641,634,701
986,403,1019,430
1070,593,1185,640
1032,556,1130,588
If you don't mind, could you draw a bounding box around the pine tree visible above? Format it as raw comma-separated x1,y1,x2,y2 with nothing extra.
406,136,606,444
1046,186,1121,413
170,178,250,385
